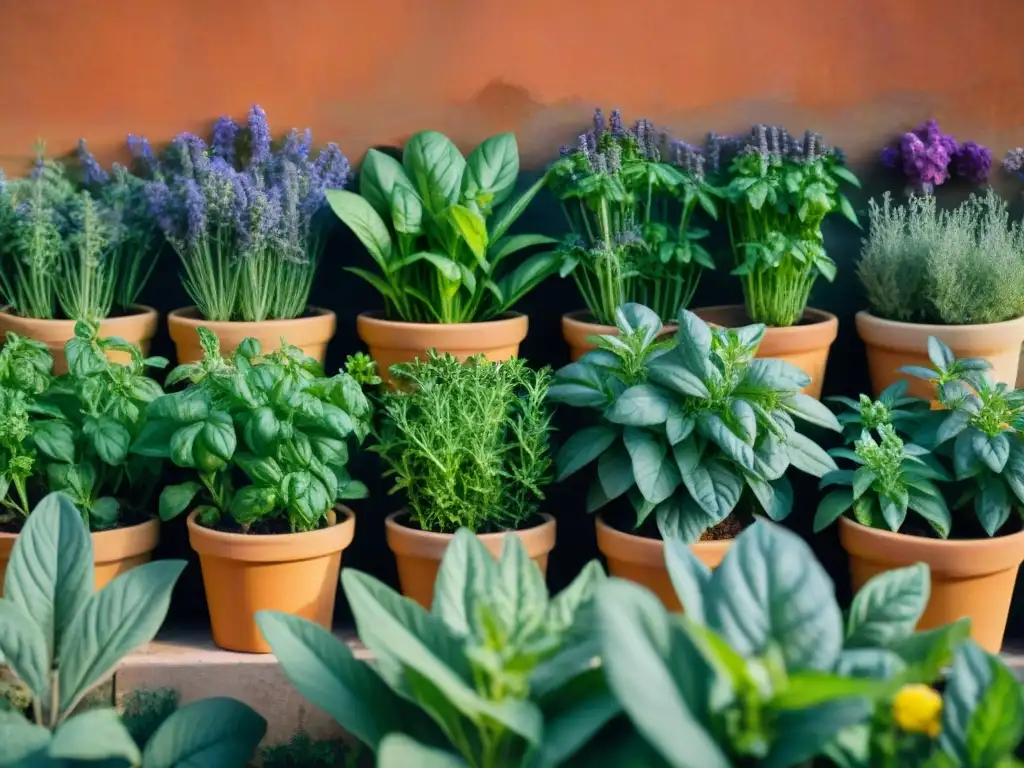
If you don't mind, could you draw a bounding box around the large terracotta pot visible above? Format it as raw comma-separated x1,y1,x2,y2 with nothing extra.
187,506,355,653
839,517,1024,653
385,511,556,608
561,310,678,362
595,516,731,611
168,306,337,365
0,305,159,374
358,311,529,386
856,311,1024,400
0,518,159,594
693,305,838,399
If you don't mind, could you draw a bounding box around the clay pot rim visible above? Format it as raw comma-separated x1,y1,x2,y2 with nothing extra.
694,304,838,334
838,516,1024,576
92,518,160,562
358,309,527,331
855,310,1024,350
0,304,159,326
561,309,680,332
594,514,732,565
187,505,355,562
168,305,336,329
384,510,555,556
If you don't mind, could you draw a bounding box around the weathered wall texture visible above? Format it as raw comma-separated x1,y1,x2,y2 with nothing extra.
1,0,1022,171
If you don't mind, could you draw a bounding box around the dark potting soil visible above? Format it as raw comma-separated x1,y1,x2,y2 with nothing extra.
206,515,332,536
0,498,151,535
601,503,752,542
393,511,550,536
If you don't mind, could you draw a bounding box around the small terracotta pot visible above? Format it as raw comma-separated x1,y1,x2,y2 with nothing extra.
595,516,731,611
693,305,838,399
561,310,678,362
187,506,355,653
385,511,556,608
839,517,1024,653
0,518,159,594
857,311,1024,400
168,306,337,366
358,311,528,387
0,305,159,374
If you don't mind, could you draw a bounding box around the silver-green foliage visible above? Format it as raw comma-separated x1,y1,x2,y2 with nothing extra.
858,190,1024,325
0,493,266,767
549,303,840,541
257,529,610,768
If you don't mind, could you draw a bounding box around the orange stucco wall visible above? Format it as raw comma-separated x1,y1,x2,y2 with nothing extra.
1,0,1022,173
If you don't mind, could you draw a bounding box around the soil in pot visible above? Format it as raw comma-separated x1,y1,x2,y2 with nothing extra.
856,311,1024,400
561,310,678,362
168,306,337,365
595,509,744,611
0,305,159,374
839,515,1024,653
693,305,838,399
187,506,356,653
385,511,556,608
358,311,529,387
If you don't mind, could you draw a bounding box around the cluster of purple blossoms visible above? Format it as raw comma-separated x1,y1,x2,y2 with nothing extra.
880,120,991,192
1003,148,1024,184
706,125,841,176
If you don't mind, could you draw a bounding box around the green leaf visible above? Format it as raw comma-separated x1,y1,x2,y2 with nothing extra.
142,697,267,768
378,735,467,768
49,708,141,764
463,133,519,208
741,358,810,392
747,473,794,521
605,384,672,426
32,419,76,463
977,474,1012,536
5,492,93,668
159,482,202,522
0,711,51,766
974,431,1011,474
326,189,393,271
765,699,872,768
908,487,952,538
488,175,546,243
58,560,186,713
448,204,489,266
663,538,710,622
359,148,413,214
130,420,179,458
431,529,496,637
675,310,713,376
390,184,425,235
90,497,120,526
598,441,636,502
845,563,929,648
0,600,49,699
490,233,559,263
666,407,696,445
83,416,130,465
787,431,838,478
928,336,955,371
813,489,854,532
403,130,466,215
647,355,711,398
493,250,560,311
496,534,548,631
547,560,605,634
698,412,754,471
705,521,843,670
556,426,617,481
784,393,842,431
624,427,681,505
771,670,890,710
536,666,620,767
344,266,397,302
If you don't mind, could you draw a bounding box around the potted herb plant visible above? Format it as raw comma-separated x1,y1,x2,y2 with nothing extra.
547,109,718,360
0,323,167,592
815,340,1024,652
142,106,346,364
696,125,860,398
374,352,556,606
327,130,557,385
548,303,840,608
0,143,161,373
855,189,1024,399
138,329,375,652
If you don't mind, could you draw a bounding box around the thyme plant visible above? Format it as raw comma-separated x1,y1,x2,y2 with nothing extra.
548,109,718,325
710,125,860,327
375,353,554,533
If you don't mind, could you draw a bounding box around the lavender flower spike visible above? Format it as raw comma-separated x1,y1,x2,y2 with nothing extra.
211,116,239,163
77,139,109,186
248,105,271,167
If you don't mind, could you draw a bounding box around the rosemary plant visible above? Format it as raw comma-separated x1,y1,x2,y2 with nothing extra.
548,109,718,325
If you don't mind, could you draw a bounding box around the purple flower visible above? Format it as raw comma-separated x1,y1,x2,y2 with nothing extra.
77,139,109,186
1004,148,1024,182
313,143,350,190
282,128,313,162
592,108,605,136
609,109,625,137
247,105,271,167
127,134,157,175
953,141,991,183
169,132,210,181
144,180,178,239
211,117,239,163
182,179,207,248
880,146,899,168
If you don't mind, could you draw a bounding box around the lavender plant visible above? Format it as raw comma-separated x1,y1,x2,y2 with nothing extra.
142,105,349,322
548,109,718,325
880,119,991,195
710,125,860,328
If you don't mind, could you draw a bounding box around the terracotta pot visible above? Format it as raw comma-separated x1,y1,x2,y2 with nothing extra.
358,311,528,386
168,306,336,366
0,518,159,594
0,305,159,374
693,305,838,399
187,506,355,653
561,310,678,362
595,516,730,611
839,517,1024,653
385,511,556,608
857,311,1024,400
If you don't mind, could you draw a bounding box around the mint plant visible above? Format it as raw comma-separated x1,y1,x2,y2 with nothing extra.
137,329,373,533
0,493,266,767
327,130,558,323
548,303,840,541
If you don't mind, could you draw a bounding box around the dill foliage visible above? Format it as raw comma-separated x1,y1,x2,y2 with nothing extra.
376,353,554,533
858,189,1024,325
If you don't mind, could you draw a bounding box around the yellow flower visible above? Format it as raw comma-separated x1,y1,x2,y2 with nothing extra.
892,684,943,737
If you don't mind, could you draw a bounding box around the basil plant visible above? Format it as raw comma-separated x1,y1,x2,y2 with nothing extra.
134,329,374,533
258,529,609,768
0,493,266,767
548,303,840,541
327,130,558,324
0,323,167,531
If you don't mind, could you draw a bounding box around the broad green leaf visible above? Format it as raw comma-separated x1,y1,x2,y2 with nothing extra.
430,529,496,637
813,489,854,532
889,619,971,683
490,233,558,263
787,431,838,478
647,354,710,398
32,419,76,463
977,474,1011,536
770,670,890,709
674,310,713,376
49,708,141,764
598,441,636,502
83,416,130,465
741,358,810,392
605,385,672,426
391,184,425,235
624,427,681,505
548,560,605,634
159,482,202,522
835,647,906,679
928,336,955,371
359,148,415,217
908,488,952,538
845,564,929,648
463,133,519,208
326,190,393,271
496,533,548,632
764,699,872,768
493,250,560,311
58,560,186,713
488,175,546,243
663,538,710,622
130,420,178,458
448,204,489,265
536,666,620,766
747,473,794,521
378,735,467,768
784,393,842,431
0,711,51,766
556,426,617,481
974,431,1011,474
698,412,754,471
403,130,466,215
0,600,49,698
142,697,267,768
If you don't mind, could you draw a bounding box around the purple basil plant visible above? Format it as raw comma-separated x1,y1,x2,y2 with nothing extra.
140,105,349,322
880,119,991,195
